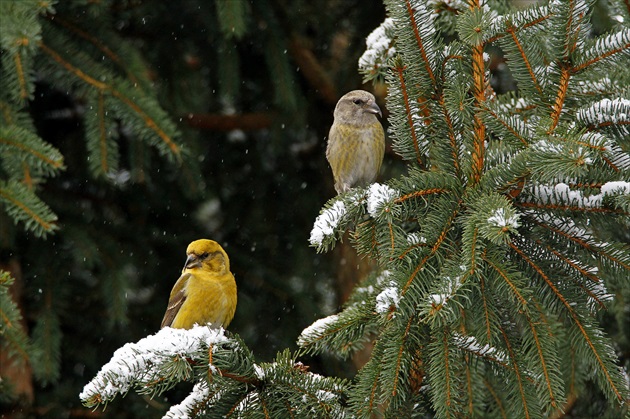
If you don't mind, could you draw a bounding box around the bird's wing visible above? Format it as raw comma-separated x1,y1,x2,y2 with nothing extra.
373,122,386,173
160,272,192,328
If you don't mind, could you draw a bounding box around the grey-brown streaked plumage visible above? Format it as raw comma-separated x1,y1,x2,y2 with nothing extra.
326,90,385,194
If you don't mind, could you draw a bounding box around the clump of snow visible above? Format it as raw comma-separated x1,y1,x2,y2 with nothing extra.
429,271,464,306
574,77,612,95
163,382,211,419
253,364,265,380
577,98,630,125
407,232,427,245
452,333,508,363
297,314,339,347
80,326,228,406
359,18,396,72
600,181,630,195
375,270,391,285
375,285,400,313
309,201,346,246
600,138,630,171
487,208,520,229
528,211,593,241
316,389,337,402
532,181,630,208
366,183,399,217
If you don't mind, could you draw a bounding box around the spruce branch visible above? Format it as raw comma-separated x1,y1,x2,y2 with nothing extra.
0,271,31,367
391,60,424,166
45,14,146,91
81,327,348,417
305,0,630,416
37,41,182,160
0,181,58,237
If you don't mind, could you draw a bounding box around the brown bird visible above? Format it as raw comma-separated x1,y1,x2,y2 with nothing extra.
161,239,237,330
326,90,385,194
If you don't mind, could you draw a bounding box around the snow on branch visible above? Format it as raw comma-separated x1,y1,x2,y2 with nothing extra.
487,207,521,229
163,382,213,419
309,200,347,246
367,183,400,218
80,326,229,408
297,314,340,348
530,181,630,208
576,98,630,127
575,28,630,71
452,332,508,364
359,17,396,80
428,267,467,309
375,285,401,314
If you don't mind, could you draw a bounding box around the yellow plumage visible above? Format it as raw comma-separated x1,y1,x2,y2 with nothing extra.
161,239,237,330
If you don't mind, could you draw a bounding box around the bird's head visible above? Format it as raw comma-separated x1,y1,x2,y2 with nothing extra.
333,90,382,125
183,239,230,274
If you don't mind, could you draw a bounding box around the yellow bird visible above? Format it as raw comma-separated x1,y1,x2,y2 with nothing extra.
161,239,237,330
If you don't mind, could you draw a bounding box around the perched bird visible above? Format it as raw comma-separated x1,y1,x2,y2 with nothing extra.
161,239,237,330
326,90,385,194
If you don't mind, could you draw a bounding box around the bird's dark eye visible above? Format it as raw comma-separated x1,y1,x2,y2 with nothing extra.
353,99,363,105
200,252,209,259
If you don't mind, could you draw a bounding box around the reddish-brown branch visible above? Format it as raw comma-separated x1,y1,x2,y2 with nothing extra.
539,243,607,309
541,243,602,283
38,42,181,157
485,108,529,146
483,379,507,418
479,275,492,342
0,189,55,232
534,220,630,271
0,134,63,169
388,222,395,253
392,316,414,397
487,14,552,44
405,0,436,86
471,42,486,185
509,242,624,402
401,206,459,295
394,188,449,203
526,316,558,408
14,52,28,100
395,65,424,167
397,242,428,260
185,112,275,131
482,253,528,306
548,65,571,134
499,325,531,419
505,23,543,95
550,393,578,419
47,14,144,89
587,119,630,130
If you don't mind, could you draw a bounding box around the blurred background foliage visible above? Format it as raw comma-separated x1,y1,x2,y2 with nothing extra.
0,0,627,418
1,0,389,417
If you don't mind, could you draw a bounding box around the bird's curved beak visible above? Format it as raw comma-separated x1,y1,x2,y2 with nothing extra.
365,101,382,118
184,254,201,270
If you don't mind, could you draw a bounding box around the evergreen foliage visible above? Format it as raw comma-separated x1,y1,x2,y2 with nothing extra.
1,0,383,416
81,327,348,418
2,0,629,417
302,0,630,417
